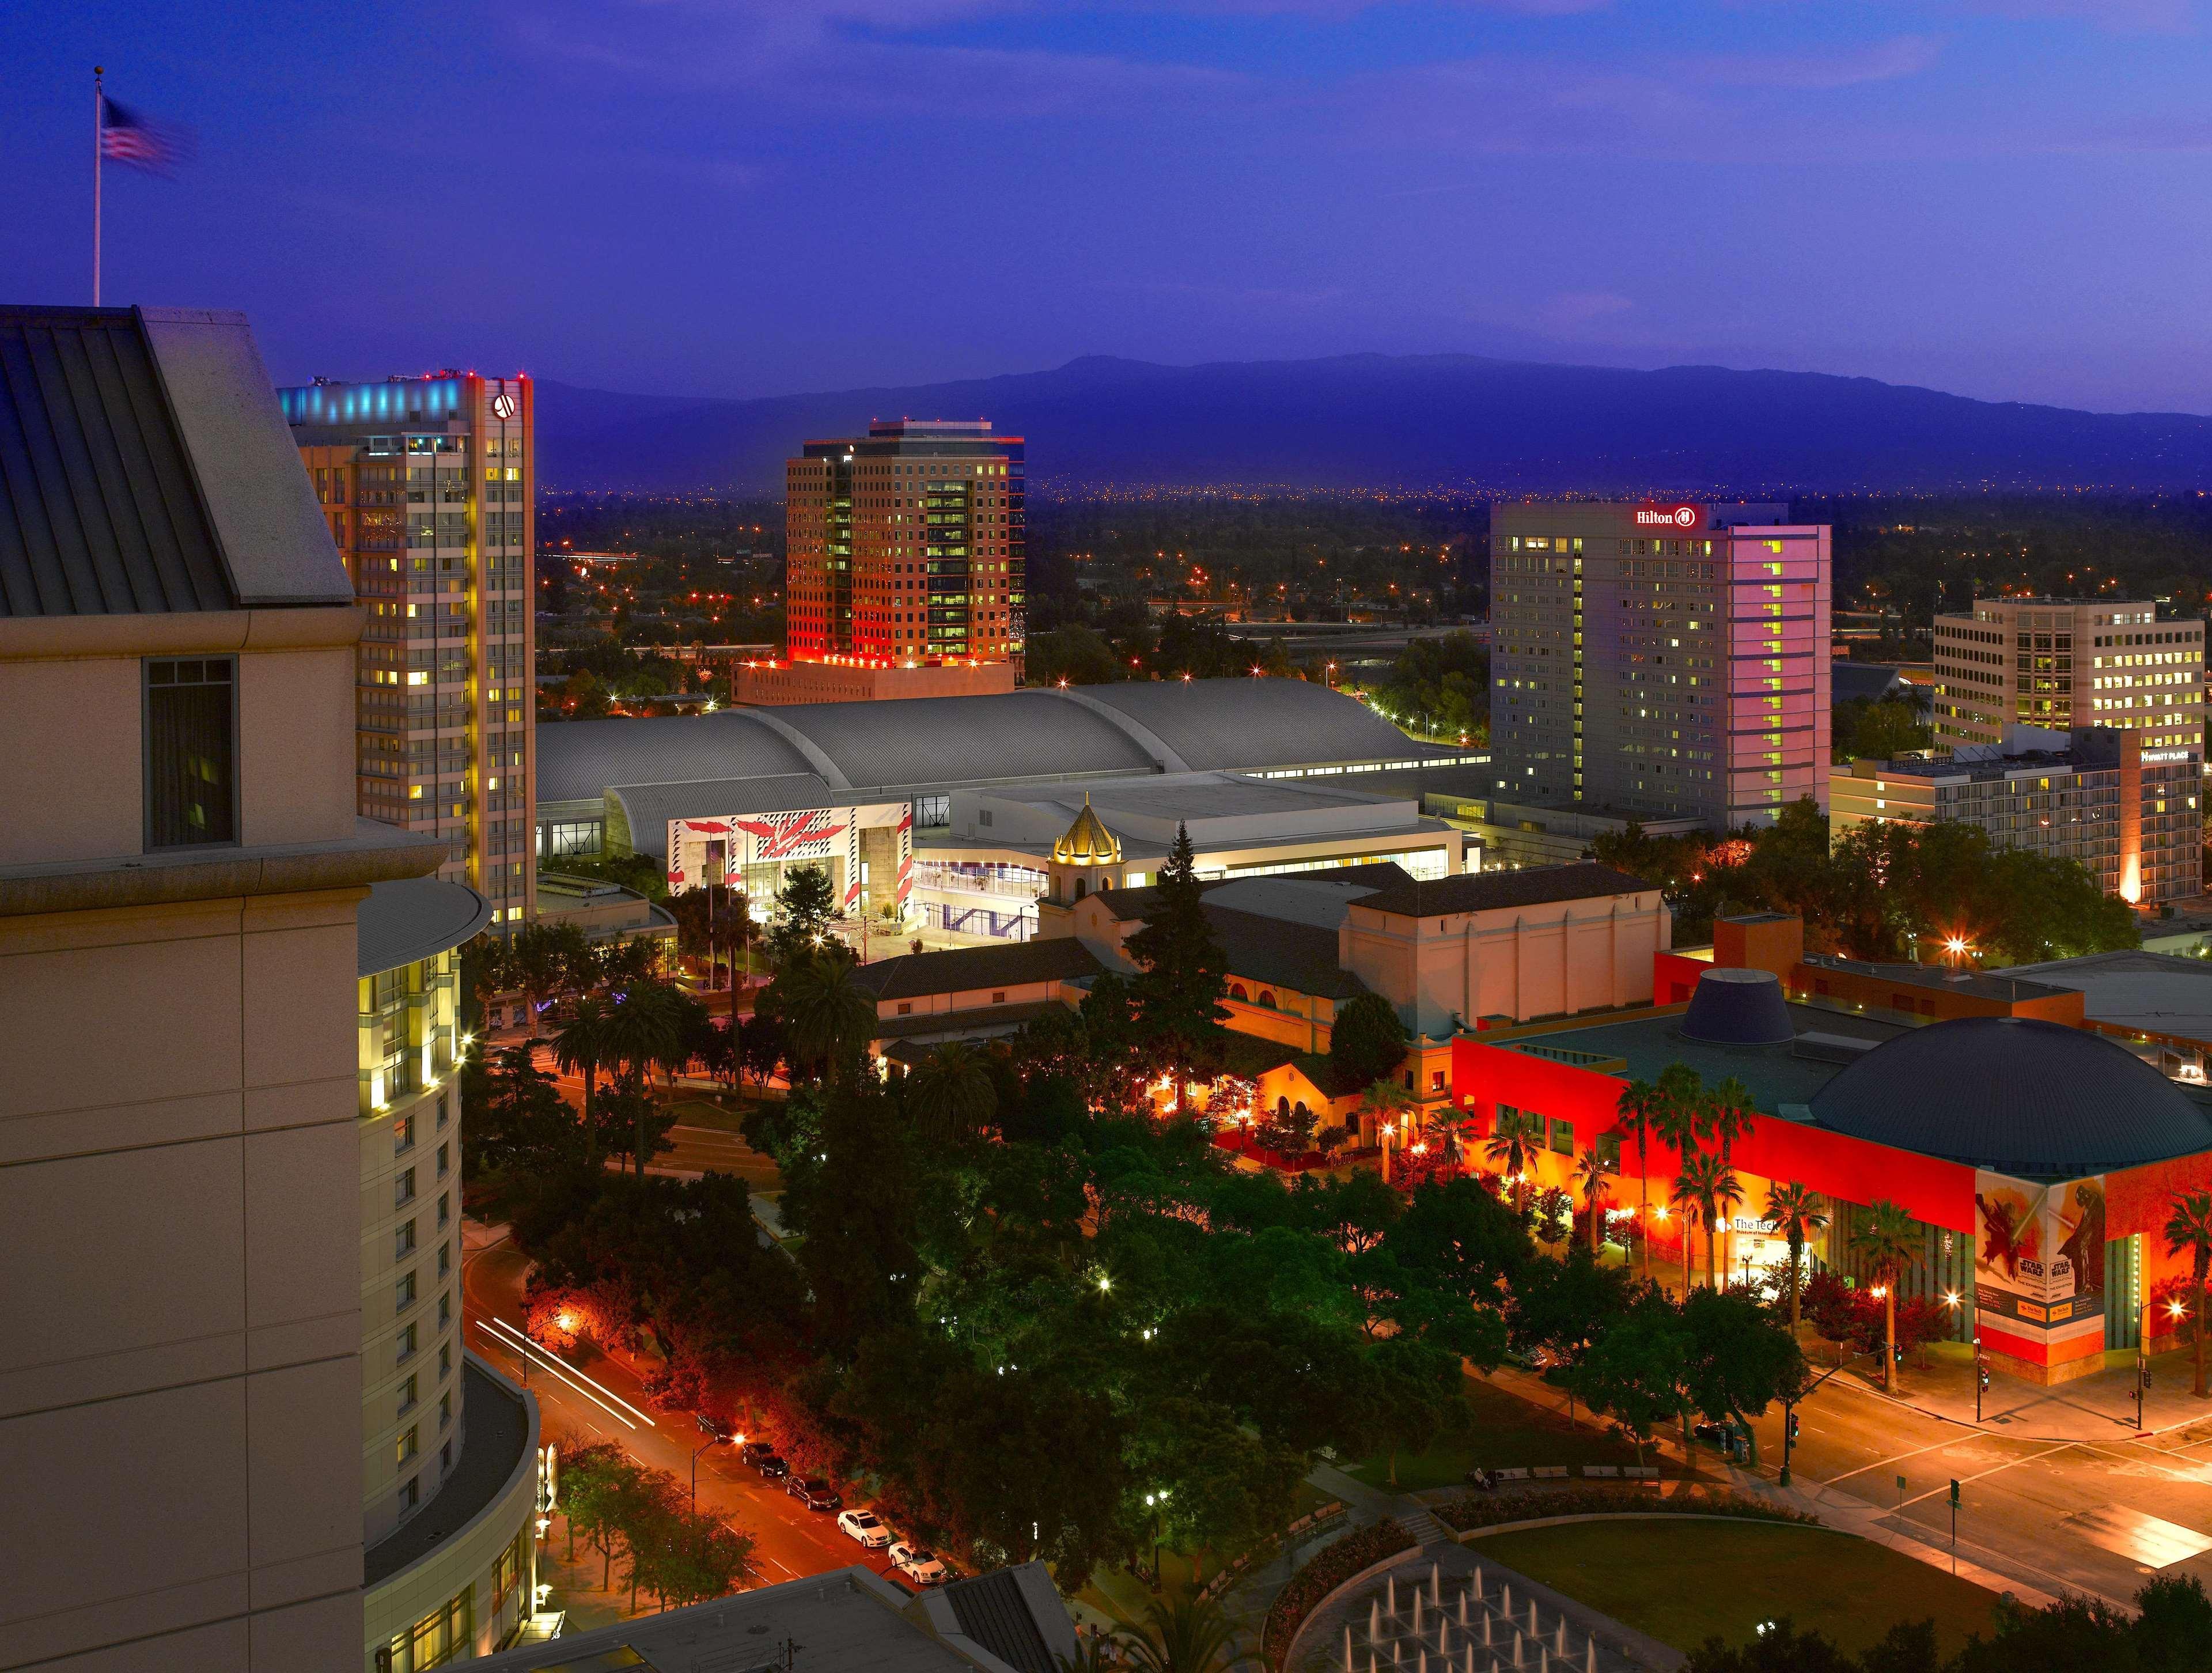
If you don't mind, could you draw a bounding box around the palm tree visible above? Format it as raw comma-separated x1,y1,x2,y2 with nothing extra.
1706,1076,1756,1162
780,951,880,1083
1650,1063,1709,1293
2165,1190,2212,1399
907,1040,999,1141
1848,1199,1924,1394
1116,1592,1249,1673
552,997,615,1168
1672,1149,1742,1293
1765,1182,1829,1333
1484,1122,1537,1214
1614,1078,1661,1282
601,978,692,1176
1056,1634,1124,1673
1573,1145,1616,1254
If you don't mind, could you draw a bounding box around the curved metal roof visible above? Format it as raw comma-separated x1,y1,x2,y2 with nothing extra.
1808,1015,2212,1178
357,877,493,976
536,677,1436,807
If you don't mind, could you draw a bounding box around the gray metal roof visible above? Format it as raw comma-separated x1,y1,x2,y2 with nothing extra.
854,936,1103,1001
1074,677,1458,771
1354,861,1653,919
537,679,1439,811
1210,904,1368,1000
357,877,493,976
0,306,350,617
607,773,838,858
1809,1015,2212,1178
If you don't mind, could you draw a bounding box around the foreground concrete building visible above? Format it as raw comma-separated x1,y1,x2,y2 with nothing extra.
0,305,445,1668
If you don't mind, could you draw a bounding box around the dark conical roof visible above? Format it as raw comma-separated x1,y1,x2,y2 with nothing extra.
1681,967,1794,1047
1808,1016,2212,1178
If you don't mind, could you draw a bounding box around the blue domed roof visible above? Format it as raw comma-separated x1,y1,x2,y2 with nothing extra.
1808,1016,2212,1178
1682,968,1794,1047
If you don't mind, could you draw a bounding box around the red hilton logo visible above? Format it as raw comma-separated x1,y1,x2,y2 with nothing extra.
1635,504,1701,529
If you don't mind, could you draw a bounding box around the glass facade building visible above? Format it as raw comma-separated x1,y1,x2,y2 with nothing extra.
785,419,1025,674
283,373,536,926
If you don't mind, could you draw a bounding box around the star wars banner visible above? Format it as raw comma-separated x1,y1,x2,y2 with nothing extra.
1974,1170,2106,1359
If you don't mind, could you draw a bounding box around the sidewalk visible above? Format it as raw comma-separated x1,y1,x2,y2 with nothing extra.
1815,1341,2212,1443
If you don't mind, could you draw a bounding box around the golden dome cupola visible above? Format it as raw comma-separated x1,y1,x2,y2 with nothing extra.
1052,794,1122,866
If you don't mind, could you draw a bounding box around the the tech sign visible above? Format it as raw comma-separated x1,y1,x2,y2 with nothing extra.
1634,503,1704,531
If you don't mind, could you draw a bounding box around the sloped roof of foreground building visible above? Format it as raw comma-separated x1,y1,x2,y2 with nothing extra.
1808,1014,2212,1179
536,676,1459,804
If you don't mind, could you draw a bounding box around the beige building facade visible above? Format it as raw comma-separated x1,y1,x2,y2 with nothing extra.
0,305,446,1671
1933,596,2205,762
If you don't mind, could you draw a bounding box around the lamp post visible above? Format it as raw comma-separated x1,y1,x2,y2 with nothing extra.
1974,1335,1986,1424
692,1417,737,1514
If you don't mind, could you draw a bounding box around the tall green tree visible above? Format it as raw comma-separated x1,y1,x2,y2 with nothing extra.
1569,1292,1691,1466
553,996,616,1169
1682,1285,1806,1467
1115,1591,1249,1673
1764,1182,1828,1334
1125,824,1230,1110
2165,1190,2212,1399
1847,1199,1924,1394
1330,991,1410,1088
764,862,840,966
1675,1149,1744,1293
467,1042,584,1179
779,951,879,1084
906,1040,999,1142
1615,1078,1662,1283
1652,1063,1711,1291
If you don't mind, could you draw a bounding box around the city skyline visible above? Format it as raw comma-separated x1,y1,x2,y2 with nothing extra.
7,2,2212,415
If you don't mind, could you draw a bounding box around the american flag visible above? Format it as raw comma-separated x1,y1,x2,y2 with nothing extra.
100,97,192,176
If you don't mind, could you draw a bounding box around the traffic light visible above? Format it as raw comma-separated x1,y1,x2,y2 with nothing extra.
1978,1362,1990,1392
1787,1411,1801,1442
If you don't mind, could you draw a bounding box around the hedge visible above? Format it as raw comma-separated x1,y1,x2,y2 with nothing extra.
1436,1483,1821,1534
1259,1516,1414,1670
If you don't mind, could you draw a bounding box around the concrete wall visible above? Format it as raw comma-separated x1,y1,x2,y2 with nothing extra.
1342,891,1669,1035
0,887,367,1671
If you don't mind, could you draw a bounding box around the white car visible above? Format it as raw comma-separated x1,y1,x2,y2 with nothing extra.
837,1509,892,1549
890,1541,949,1585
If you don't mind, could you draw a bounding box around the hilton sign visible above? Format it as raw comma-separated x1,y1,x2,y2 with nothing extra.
1634,504,1704,531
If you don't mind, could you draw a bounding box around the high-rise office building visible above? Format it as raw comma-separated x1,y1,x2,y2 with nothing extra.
281,373,536,925
783,418,1025,683
1932,596,2205,765
1490,502,1832,829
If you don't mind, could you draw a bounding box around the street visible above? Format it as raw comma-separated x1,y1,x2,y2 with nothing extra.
1741,1360,2212,1608
463,1224,912,1595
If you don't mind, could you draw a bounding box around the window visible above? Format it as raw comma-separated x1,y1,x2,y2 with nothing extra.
438,1291,451,1328
396,1322,418,1361
1430,1069,1446,1092
1549,1116,1575,1155
395,1168,416,1208
897,1001,912,1016
1596,1133,1622,1169
396,1269,417,1310
396,1425,418,1464
991,990,1006,1004
394,1114,415,1153
441,1439,453,1474
915,794,950,827
395,1219,416,1260
440,1390,452,1429
437,1093,449,1130
145,657,237,847
438,1241,450,1278
399,1474,419,1512
437,1191,449,1228
436,1142,449,1179
397,1375,418,1415
438,1342,452,1381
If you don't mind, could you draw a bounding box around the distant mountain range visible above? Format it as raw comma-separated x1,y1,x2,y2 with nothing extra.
534,353,2212,495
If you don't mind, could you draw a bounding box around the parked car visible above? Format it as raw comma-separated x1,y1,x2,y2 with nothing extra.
787,1477,842,1512
737,1440,775,1467
753,1454,790,1480
837,1509,893,1548
889,1542,948,1585
696,1413,734,1444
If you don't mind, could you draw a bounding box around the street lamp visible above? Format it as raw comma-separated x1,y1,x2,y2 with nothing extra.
692,1415,737,1513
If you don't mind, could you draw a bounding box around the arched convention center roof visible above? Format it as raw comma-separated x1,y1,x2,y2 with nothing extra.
537,677,1457,805
1808,1015,2212,1179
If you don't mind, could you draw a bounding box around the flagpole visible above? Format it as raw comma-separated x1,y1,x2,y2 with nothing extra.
93,66,103,306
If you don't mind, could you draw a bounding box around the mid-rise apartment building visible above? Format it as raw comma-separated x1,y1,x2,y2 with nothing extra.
1490,502,1832,829
785,418,1025,679
281,373,536,925
1833,724,2202,907
1933,597,2205,764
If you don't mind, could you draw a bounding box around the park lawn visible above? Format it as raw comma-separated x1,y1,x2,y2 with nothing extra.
1469,1520,2002,1659
665,1095,752,1133
1346,1375,1647,1490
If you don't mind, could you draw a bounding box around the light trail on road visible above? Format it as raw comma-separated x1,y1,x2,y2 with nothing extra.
476,1317,657,1430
